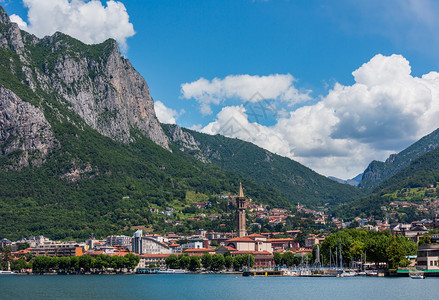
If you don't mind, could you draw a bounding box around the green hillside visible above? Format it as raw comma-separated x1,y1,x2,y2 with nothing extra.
166,126,363,208
0,118,288,240
359,128,439,188
0,19,288,240
333,146,439,221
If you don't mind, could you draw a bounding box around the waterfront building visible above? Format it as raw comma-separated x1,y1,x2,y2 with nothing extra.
140,237,171,254
230,251,274,268
11,236,51,250
225,233,272,253
183,248,215,256
268,238,299,251
106,235,132,249
138,254,172,269
132,230,171,255
132,230,143,254
30,242,84,257
417,244,439,270
176,238,207,253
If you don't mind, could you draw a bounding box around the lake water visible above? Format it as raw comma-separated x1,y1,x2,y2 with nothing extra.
1,274,439,299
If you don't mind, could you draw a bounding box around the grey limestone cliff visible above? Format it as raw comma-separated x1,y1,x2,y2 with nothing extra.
164,124,210,163
0,86,58,169
0,5,169,169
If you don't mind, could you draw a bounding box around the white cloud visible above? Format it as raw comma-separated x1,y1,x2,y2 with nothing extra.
13,0,135,53
10,14,28,31
181,74,311,115
154,101,180,125
199,54,439,179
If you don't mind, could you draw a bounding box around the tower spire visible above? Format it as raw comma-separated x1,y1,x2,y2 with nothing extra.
238,182,244,198
236,182,247,237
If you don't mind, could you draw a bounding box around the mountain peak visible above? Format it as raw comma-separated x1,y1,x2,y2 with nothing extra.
0,6,10,24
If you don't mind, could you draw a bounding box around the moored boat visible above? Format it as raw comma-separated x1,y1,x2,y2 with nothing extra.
0,270,16,275
409,270,424,279
157,269,187,274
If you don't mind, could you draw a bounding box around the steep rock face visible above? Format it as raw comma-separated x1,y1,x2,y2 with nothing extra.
0,6,169,152
164,124,209,163
0,6,9,24
0,86,58,169
39,36,169,148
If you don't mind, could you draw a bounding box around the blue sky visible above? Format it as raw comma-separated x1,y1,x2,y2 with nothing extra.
4,0,439,179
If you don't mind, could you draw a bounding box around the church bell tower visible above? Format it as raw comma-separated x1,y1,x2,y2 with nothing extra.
237,182,247,237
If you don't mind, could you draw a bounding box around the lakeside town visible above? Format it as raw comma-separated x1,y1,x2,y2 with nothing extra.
2,184,439,278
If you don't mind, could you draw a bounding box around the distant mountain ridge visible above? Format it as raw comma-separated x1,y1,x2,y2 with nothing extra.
333,140,439,220
359,128,439,188
163,124,363,208
328,174,362,186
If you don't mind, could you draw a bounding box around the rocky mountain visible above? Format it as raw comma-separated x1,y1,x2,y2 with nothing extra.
0,7,291,239
0,7,363,239
0,6,168,171
359,128,439,188
163,124,363,208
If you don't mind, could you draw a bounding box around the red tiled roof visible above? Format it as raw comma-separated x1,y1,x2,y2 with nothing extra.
226,237,255,242
12,248,31,255
85,251,104,256
232,250,272,255
267,238,295,242
140,253,175,258
247,233,265,238
110,251,136,257
183,248,213,252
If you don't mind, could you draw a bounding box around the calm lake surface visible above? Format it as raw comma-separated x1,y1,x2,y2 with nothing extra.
1,274,439,300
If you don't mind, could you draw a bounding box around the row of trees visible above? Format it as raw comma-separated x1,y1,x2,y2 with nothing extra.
318,229,417,269
7,254,140,273
165,253,255,272
273,252,313,267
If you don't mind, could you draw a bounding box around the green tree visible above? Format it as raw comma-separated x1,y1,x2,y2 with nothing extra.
273,252,282,266
124,253,140,271
233,255,244,271
58,256,71,272
32,256,51,273
349,240,365,259
11,257,27,272
79,255,93,272
242,254,255,268
210,254,225,271
282,252,294,267
93,255,107,271
188,255,201,272
224,255,233,270
365,234,391,266
70,256,80,272
201,253,212,270
165,254,180,269
179,254,190,270
111,255,125,272
386,240,407,269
